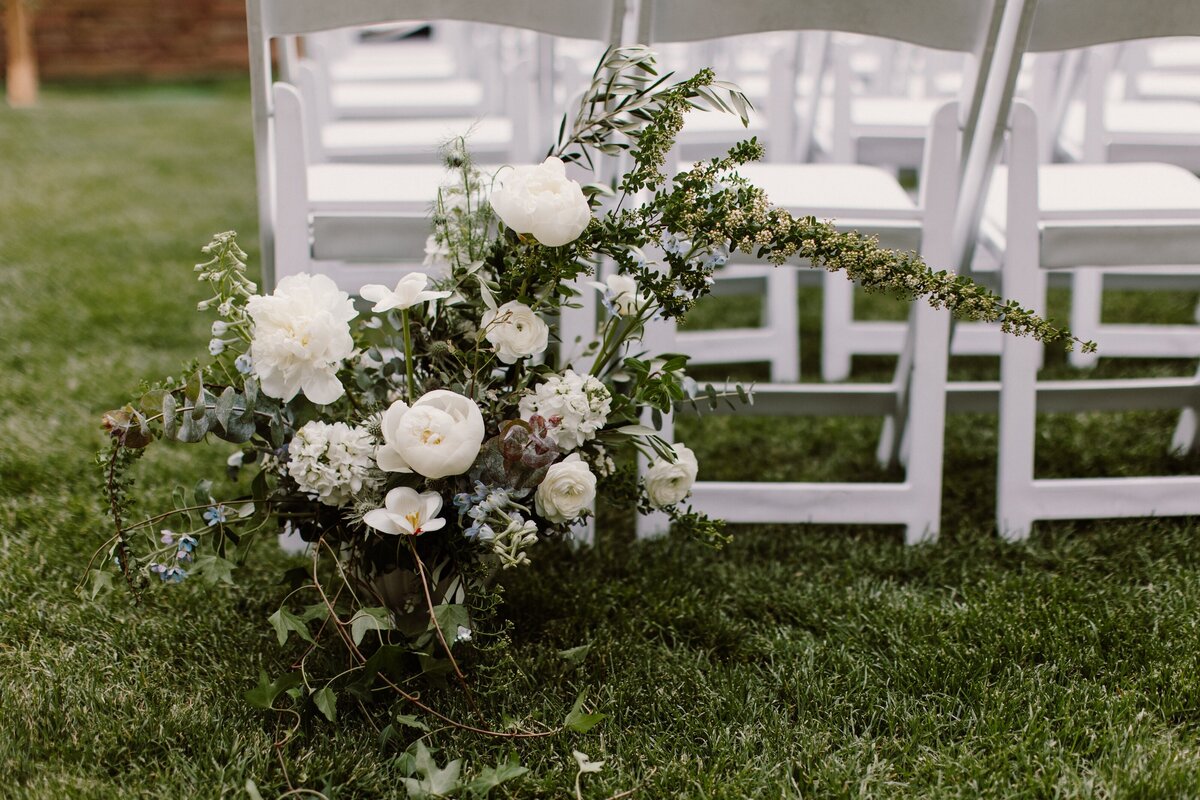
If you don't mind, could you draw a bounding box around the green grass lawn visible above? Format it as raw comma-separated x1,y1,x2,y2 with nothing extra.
3,81,1200,799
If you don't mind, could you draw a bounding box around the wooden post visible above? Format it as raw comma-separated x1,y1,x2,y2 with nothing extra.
5,0,39,108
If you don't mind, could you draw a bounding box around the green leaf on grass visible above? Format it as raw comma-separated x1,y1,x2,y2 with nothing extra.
268,606,316,646
565,689,607,733
312,686,337,722
245,669,302,710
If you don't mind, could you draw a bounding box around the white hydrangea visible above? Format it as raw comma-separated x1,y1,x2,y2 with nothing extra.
286,421,378,506
518,370,612,451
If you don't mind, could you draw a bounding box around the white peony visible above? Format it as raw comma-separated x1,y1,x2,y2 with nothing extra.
359,272,450,313
481,300,549,364
377,389,485,479
535,454,597,523
246,273,357,405
286,421,378,506
363,487,446,536
644,444,699,508
518,370,611,451
490,156,591,247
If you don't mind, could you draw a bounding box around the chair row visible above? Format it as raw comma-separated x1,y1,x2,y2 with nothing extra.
244,0,1200,545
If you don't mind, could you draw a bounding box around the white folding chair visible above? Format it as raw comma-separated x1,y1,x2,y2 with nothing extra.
246,0,626,290
622,0,1026,545
986,0,1200,540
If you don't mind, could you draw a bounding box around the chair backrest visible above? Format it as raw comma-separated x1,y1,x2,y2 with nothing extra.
245,0,626,287
952,0,1200,268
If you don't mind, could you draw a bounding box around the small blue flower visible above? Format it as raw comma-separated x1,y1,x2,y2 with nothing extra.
160,529,176,545
176,549,194,564
208,338,226,356
150,562,167,574
464,523,494,542
468,504,488,522
203,505,228,527
178,534,197,552
162,566,187,583
662,232,691,256
702,243,730,269
234,353,253,375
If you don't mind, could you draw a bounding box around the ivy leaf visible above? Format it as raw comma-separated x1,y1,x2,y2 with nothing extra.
244,669,302,710
402,741,463,799
463,753,528,796
268,606,316,646
558,644,592,667
192,553,237,585
311,686,337,723
431,604,470,642
350,607,391,646
83,568,114,601
565,689,607,733
393,713,431,732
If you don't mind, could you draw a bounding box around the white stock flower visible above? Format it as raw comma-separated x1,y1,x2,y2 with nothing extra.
535,454,597,523
359,272,450,313
245,273,357,405
645,444,699,509
490,156,591,247
518,369,612,451
363,487,446,536
377,389,485,479
286,421,378,506
481,301,549,364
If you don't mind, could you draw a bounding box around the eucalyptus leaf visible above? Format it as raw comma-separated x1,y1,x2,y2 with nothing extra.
161,392,178,439
214,386,237,428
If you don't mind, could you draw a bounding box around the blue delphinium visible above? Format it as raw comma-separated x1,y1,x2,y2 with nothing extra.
203,505,228,527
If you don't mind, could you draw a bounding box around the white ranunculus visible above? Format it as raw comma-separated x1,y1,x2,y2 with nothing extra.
644,444,699,508
535,454,597,523
377,390,485,479
246,273,357,405
359,272,451,313
363,487,446,536
481,301,549,365
490,156,591,247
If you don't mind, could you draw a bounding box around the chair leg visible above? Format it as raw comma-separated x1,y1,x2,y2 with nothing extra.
766,267,800,382
822,272,855,382
1068,270,1103,369
996,332,1040,542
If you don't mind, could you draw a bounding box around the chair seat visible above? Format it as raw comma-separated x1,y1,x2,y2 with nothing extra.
321,117,513,158
1063,99,1200,140
308,163,500,211
1132,71,1200,101
330,79,486,117
328,47,458,82
982,163,1200,267
736,162,921,250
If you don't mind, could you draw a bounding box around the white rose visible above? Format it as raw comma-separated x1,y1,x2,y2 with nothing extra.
645,444,699,508
481,300,549,364
377,389,485,479
490,156,591,247
245,273,357,405
535,453,597,523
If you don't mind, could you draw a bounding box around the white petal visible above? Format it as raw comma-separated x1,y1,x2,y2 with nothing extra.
363,508,403,535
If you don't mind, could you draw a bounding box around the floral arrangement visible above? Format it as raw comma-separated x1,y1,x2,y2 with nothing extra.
90,47,1082,760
